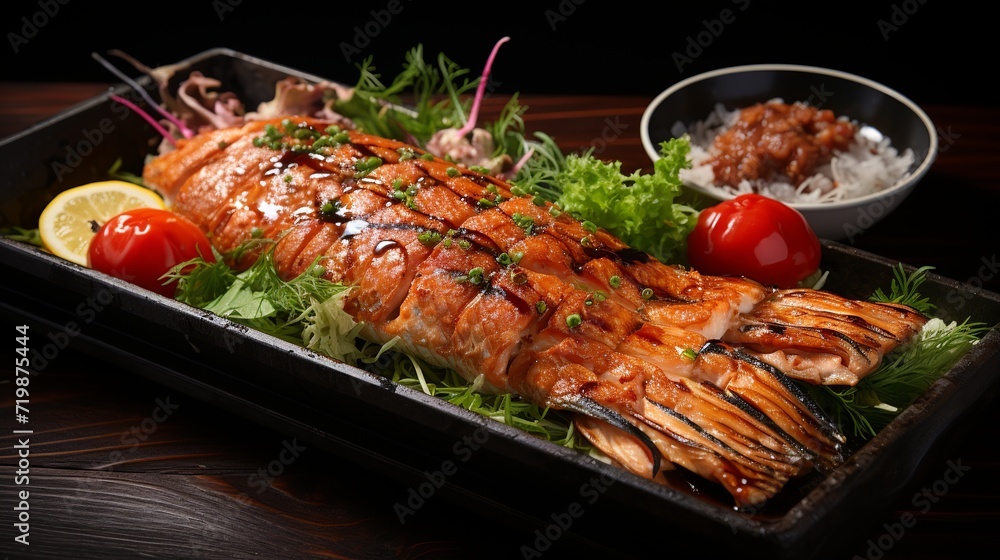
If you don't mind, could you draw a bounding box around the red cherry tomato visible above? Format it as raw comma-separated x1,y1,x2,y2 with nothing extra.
88,208,215,297
686,194,821,288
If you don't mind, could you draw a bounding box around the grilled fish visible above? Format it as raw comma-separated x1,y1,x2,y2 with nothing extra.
143,116,928,508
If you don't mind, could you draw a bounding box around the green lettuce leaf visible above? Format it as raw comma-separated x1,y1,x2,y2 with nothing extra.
552,137,698,264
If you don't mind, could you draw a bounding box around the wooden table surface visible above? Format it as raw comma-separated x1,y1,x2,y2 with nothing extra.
1,82,998,560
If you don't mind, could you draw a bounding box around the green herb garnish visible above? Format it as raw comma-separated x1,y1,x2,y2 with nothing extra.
533,137,698,264
167,241,359,360
0,226,43,247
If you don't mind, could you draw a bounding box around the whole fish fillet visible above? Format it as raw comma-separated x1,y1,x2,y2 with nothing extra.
143,116,927,508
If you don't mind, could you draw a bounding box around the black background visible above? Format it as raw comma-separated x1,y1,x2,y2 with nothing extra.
1,0,989,108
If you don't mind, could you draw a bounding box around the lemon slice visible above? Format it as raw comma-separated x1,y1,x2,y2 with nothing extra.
38,180,166,266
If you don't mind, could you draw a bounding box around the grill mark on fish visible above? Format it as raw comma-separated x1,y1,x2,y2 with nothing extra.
699,341,844,464
641,397,782,479
737,322,876,366
685,380,812,466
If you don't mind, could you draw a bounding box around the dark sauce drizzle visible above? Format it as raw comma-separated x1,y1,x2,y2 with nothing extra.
262,120,668,314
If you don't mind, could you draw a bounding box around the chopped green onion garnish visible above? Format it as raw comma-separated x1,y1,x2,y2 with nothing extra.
468,267,485,285
355,156,383,177
418,231,442,246
512,213,535,235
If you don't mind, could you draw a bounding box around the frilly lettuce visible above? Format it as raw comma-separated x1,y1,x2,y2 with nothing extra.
549,138,698,265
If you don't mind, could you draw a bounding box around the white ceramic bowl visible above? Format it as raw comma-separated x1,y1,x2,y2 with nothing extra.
640,64,938,241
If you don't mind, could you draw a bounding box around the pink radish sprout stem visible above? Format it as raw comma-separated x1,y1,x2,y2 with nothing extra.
92,52,194,139
456,36,510,138
505,147,535,180
110,94,177,147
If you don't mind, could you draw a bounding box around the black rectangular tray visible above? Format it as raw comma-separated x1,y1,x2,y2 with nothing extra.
3,48,999,560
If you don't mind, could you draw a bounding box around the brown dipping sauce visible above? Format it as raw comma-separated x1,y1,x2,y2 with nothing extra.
706,101,859,189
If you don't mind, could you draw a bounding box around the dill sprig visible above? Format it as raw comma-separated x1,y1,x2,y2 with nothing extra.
334,45,479,146
869,263,936,315
166,247,235,307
